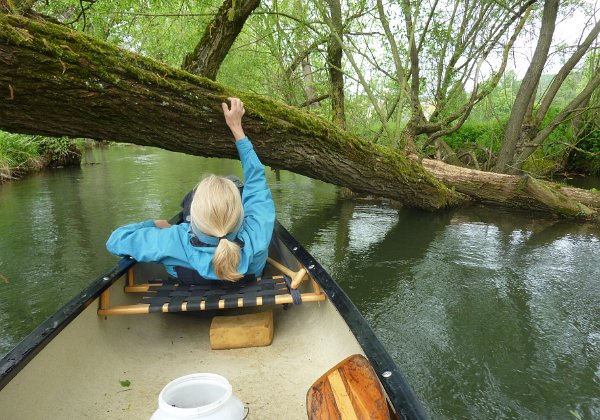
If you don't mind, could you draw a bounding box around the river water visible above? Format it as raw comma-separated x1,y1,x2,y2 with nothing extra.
0,145,599,418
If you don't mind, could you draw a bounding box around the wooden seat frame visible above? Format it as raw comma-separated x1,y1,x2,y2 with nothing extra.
98,258,326,316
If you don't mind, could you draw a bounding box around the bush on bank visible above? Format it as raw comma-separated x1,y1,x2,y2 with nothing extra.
567,124,600,175
442,114,599,176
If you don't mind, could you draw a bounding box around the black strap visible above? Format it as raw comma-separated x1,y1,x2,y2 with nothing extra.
283,275,303,305
148,297,170,312
205,295,220,310
190,234,245,249
224,296,239,309
168,297,186,312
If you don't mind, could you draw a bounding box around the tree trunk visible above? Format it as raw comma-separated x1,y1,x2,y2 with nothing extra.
299,40,319,110
1,14,599,221
512,68,600,171
181,0,260,80
494,0,559,173
326,0,345,129
422,159,597,217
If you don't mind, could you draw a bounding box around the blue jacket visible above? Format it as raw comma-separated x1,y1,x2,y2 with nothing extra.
106,137,275,279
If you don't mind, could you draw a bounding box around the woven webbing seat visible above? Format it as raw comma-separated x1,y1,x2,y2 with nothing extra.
98,258,326,316
142,274,301,312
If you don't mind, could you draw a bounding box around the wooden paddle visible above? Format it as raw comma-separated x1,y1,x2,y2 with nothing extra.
306,354,392,419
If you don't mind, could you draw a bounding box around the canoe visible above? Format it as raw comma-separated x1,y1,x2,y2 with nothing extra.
0,215,427,419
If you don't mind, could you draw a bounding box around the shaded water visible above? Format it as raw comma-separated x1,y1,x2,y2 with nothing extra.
0,145,599,418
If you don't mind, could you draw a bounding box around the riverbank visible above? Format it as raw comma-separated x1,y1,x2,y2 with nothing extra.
0,132,88,183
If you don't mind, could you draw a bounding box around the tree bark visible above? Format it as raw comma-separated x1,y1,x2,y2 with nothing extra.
422,159,596,217
181,0,260,80
1,14,599,221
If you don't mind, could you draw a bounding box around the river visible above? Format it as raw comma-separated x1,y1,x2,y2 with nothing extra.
0,145,599,418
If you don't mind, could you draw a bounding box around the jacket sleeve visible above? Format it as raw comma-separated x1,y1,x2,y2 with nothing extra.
236,138,275,249
105,220,189,265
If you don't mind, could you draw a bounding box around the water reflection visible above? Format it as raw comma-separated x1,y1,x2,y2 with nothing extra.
0,146,599,418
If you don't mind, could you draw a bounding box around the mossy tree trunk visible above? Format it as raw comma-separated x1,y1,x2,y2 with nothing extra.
1,14,600,221
0,14,458,211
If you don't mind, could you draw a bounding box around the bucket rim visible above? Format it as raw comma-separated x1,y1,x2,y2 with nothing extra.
157,373,233,417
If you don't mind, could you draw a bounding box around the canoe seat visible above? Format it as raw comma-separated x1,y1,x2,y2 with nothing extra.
98,258,326,316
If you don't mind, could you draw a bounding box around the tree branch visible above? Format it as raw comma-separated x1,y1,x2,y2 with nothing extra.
534,19,600,124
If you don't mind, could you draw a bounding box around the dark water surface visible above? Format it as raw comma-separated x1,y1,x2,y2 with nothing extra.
1,146,599,418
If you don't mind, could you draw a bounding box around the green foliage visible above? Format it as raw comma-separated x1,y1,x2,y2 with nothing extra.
522,151,563,177
39,136,83,167
36,0,221,68
539,107,575,149
517,107,577,176
442,120,505,152
567,125,600,174
469,70,519,121
345,93,393,141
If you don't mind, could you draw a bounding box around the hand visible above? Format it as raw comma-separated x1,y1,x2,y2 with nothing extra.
154,220,172,229
221,97,246,141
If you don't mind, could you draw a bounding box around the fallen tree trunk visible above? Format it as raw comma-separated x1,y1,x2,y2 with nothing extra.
421,159,596,218
0,14,460,210
1,14,599,220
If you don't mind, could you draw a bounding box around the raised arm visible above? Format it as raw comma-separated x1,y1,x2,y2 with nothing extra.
222,98,275,249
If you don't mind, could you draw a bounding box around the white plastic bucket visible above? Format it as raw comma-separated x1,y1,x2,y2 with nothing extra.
150,373,244,420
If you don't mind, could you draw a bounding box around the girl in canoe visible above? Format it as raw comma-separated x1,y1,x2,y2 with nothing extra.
106,97,275,281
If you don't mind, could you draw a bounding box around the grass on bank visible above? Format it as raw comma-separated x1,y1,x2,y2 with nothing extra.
0,131,83,182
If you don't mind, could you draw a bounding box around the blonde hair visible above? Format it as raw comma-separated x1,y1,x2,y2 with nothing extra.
190,175,244,281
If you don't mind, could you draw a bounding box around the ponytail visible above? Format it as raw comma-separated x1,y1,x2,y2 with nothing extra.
190,175,244,282
213,239,242,281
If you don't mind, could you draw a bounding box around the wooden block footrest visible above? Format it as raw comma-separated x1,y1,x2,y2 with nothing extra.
210,311,274,350
307,354,391,420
